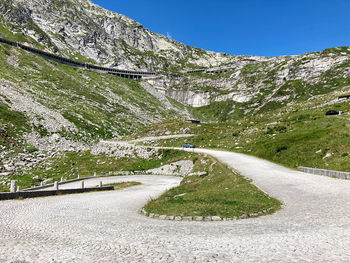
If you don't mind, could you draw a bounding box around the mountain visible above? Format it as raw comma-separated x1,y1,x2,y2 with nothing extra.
1,0,350,160
0,0,238,72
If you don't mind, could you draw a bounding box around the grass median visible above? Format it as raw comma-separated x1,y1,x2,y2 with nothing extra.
143,154,281,218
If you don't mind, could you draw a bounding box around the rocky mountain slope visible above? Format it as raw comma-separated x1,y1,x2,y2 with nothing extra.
1,0,350,179
148,47,350,113
2,0,349,114
0,0,240,71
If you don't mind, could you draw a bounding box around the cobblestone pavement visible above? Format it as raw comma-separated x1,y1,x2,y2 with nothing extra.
1,150,350,262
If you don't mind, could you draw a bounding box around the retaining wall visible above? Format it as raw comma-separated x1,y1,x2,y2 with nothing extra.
0,186,114,200
0,37,156,79
298,166,350,180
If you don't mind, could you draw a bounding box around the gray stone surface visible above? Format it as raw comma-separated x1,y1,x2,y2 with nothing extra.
2,150,350,262
10,181,16,193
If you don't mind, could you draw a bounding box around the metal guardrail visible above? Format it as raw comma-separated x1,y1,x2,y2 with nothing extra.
298,166,350,180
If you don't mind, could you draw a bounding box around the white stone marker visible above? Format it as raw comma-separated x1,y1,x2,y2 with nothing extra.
94,172,97,177
10,181,17,193
54,181,59,190
40,181,44,186
77,174,80,179
16,186,20,192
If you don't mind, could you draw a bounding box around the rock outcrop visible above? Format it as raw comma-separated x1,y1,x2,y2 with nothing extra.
0,0,237,71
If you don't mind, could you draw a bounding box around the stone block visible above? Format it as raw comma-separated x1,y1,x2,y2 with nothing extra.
10,180,16,193
249,213,259,217
174,216,182,221
193,216,203,221
204,216,212,221
211,216,221,221
166,216,175,220
182,216,193,221
239,214,248,219
153,214,160,219
159,215,167,220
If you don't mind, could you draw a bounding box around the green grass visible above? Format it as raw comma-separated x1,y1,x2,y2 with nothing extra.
135,95,350,173
0,101,30,150
144,154,281,218
3,149,194,192
0,35,187,145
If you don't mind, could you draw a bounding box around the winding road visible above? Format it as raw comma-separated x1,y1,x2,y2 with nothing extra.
1,149,350,262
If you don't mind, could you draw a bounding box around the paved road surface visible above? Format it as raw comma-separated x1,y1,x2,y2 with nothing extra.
1,149,350,262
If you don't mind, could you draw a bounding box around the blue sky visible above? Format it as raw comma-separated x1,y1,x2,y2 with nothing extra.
92,0,350,57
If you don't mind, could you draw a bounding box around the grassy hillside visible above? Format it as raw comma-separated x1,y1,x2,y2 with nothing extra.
0,37,187,152
133,91,350,172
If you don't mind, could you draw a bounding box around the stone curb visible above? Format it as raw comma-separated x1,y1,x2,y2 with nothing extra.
140,207,275,222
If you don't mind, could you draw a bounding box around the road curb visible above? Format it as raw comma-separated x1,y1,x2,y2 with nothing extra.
140,207,275,222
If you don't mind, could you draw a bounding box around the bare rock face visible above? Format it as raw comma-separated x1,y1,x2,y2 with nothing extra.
0,0,238,71
145,49,350,108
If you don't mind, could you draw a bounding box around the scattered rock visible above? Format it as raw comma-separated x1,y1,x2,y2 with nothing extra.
323,153,334,159
146,160,194,176
174,193,186,198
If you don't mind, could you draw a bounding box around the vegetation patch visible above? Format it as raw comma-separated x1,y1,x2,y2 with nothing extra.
144,155,281,218
2,149,194,192
135,93,350,173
